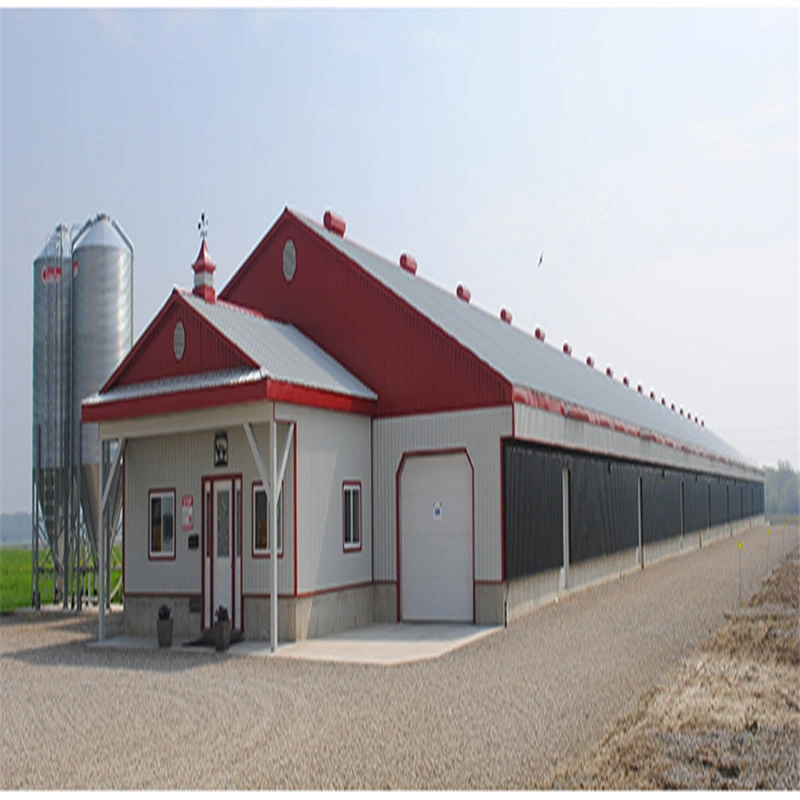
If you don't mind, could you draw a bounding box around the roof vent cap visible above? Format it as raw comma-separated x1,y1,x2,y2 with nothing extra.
399,253,417,275
500,308,513,324
680,408,684,416
323,210,346,237
456,284,471,303
661,397,666,406
605,366,613,378
586,355,595,368
562,342,572,356
637,384,643,394
671,403,675,412
623,376,629,387
535,327,545,342
649,390,655,400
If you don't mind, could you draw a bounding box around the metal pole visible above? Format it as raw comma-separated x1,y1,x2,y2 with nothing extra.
98,438,105,642
270,417,278,653
561,468,570,591
637,476,643,568
31,426,39,609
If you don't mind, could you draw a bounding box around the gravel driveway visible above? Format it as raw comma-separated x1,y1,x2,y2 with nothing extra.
1,522,795,790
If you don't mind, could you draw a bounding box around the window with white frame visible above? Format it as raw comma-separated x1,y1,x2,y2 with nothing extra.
253,483,283,556
343,483,361,550
149,490,175,557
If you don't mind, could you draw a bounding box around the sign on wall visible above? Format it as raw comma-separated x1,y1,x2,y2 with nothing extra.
182,495,194,531
214,431,228,467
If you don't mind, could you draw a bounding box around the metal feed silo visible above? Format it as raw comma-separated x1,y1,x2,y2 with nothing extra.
72,213,134,561
32,224,75,590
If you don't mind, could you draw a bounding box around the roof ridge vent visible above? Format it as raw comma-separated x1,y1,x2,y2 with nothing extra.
500,308,513,325
399,253,417,274
534,327,545,342
456,284,471,303
323,210,346,237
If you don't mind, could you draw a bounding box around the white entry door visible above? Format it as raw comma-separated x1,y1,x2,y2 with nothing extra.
204,476,242,632
213,479,233,627
399,452,473,622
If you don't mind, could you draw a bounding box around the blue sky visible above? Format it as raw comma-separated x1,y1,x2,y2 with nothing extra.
1,8,798,512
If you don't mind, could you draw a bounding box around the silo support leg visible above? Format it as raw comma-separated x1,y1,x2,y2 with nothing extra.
97,437,126,643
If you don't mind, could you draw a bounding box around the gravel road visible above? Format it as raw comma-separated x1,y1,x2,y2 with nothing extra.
1,522,795,790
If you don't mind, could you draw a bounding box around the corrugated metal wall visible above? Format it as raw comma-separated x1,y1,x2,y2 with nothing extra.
683,474,710,534
641,468,682,544
570,456,639,562
125,424,293,596
112,298,249,389
124,420,299,598
278,403,373,595
503,445,562,579
502,438,765,581
221,217,510,417
124,407,372,599
373,406,512,584
513,402,763,484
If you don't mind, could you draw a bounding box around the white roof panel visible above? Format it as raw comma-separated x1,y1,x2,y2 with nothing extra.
180,290,377,401
295,212,751,466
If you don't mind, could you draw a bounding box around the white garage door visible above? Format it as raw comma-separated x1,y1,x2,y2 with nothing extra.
400,452,473,622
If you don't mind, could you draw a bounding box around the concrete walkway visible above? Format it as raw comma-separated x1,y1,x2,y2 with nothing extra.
92,622,501,665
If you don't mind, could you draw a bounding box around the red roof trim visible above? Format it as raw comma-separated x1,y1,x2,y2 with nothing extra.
82,376,377,424
101,288,260,393
266,379,376,416
83,378,270,423
101,288,181,392
512,384,754,472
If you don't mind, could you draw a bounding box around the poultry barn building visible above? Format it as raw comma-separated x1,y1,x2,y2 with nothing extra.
83,207,765,643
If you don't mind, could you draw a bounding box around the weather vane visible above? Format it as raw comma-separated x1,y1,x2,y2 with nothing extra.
198,210,209,240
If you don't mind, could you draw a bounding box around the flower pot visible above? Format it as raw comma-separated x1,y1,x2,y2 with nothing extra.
157,617,174,649
214,619,231,651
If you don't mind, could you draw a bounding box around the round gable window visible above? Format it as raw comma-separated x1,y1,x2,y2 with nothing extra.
282,239,296,282
173,321,185,361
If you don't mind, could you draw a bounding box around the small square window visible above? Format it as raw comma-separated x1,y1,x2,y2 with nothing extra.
149,490,175,558
253,484,283,557
343,483,361,551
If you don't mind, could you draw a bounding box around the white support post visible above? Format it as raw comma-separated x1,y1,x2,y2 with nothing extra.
98,437,126,642
270,417,278,653
561,468,570,591
243,419,294,655
244,422,271,503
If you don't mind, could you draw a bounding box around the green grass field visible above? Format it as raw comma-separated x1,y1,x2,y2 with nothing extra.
0,547,122,614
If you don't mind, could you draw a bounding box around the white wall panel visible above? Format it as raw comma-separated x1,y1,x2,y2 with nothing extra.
123,418,294,597
275,403,372,595
373,406,512,584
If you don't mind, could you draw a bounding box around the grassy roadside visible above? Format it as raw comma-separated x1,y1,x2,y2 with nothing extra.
0,546,122,614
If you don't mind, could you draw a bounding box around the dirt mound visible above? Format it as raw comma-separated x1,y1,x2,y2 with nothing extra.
551,551,800,790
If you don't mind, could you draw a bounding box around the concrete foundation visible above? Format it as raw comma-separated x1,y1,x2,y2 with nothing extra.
124,595,200,640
